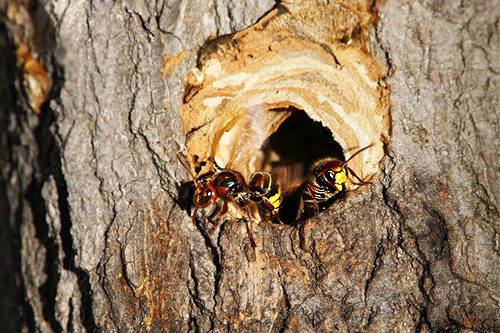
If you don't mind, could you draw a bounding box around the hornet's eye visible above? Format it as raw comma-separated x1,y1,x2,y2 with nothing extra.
324,170,336,184
194,186,215,207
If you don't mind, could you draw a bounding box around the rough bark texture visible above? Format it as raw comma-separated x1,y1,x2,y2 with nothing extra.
1,0,498,332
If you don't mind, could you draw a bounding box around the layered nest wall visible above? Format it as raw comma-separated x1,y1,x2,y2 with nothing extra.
176,6,391,221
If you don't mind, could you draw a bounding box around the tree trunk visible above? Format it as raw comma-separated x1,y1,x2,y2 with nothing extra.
1,0,498,332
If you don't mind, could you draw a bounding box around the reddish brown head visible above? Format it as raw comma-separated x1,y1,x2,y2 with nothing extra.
193,174,218,208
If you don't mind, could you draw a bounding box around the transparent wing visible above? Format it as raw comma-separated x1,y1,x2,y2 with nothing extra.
271,162,307,194
269,162,308,224
225,101,268,172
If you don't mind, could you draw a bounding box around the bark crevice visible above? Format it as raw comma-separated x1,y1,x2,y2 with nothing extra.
1,0,498,331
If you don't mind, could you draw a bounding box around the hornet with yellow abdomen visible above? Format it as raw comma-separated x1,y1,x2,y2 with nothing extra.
301,144,373,218
248,172,283,224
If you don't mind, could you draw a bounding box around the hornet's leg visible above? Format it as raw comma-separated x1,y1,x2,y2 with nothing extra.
191,204,199,224
307,184,320,214
216,201,229,219
209,201,228,233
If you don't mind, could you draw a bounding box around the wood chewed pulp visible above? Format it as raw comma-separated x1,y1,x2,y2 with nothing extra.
178,7,391,221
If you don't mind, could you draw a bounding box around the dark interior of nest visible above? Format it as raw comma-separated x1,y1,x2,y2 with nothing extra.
259,108,344,224
181,107,345,224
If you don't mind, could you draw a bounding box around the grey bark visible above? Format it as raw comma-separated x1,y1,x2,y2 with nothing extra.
0,0,498,332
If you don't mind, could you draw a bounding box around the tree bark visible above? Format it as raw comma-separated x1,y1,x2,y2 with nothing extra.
1,0,498,332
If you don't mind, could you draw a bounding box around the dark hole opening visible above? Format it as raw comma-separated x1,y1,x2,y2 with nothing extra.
262,108,344,223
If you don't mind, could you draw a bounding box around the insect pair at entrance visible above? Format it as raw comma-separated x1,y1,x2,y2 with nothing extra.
177,152,283,217
176,150,282,248
176,104,373,248
177,142,373,230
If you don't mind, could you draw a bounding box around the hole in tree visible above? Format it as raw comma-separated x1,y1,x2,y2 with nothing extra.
260,108,344,224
